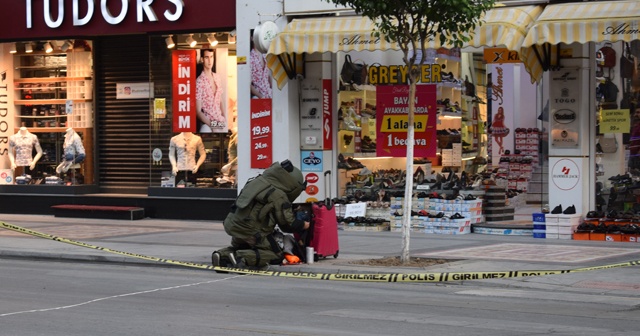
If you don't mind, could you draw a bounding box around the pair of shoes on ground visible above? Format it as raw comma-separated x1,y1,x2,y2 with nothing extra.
550,204,576,215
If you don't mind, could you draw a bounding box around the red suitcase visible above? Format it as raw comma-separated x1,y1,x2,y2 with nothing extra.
308,171,339,260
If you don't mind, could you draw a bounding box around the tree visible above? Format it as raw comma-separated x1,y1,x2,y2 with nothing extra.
326,0,495,263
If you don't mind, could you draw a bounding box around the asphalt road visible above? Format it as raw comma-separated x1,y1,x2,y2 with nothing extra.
1,259,638,336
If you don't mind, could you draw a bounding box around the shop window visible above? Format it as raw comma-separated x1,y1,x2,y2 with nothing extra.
9,40,94,185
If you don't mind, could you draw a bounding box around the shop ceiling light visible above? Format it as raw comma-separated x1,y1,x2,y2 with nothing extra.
61,40,73,52
25,43,33,53
186,34,197,48
207,34,218,47
165,35,175,49
9,43,17,54
44,42,53,53
228,32,236,45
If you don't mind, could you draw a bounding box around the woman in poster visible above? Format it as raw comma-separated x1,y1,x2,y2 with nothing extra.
490,106,509,154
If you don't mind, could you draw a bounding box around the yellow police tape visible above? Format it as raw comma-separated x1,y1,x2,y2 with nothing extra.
2,221,639,283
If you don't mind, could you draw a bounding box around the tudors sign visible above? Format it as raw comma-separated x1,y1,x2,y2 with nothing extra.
0,0,235,40
553,109,576,124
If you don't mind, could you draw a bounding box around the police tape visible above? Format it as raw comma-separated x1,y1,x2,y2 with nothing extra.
2,221,639,283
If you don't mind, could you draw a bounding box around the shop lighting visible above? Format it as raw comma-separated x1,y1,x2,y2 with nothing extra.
25,43,33,53
61,40,73,52
9,43,17,54
228,30,236,44
186,34,197,48
165,35,175,49
207,34,218,47
461,156,475,161
44,42,53,53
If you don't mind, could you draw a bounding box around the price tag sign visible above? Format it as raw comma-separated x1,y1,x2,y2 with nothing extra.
250,99,273,169
345,202,367,217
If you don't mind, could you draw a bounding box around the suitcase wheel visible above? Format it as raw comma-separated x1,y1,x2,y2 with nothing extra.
333,250,339,259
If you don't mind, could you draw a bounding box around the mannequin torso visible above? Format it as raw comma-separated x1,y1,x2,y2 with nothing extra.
8,127,43,169
169,132,206,173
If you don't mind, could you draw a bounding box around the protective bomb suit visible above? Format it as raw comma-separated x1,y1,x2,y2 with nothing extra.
213,160,308,269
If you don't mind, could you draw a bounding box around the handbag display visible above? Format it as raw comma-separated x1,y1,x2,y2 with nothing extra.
599,136,618,153
620,42,635,79
340,55,368,86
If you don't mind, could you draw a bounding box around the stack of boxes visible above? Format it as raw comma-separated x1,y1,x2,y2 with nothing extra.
545,214,581,239
532,213,546,238
514,128,540,165
389,196,483,234
441,143,462,167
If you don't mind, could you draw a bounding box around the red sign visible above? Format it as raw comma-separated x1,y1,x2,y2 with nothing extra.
250,99,273,169
305,185,319,196
305,173,319,184
172,50,196,132
322,79,333,150
375,85,437,157
0,1,236,40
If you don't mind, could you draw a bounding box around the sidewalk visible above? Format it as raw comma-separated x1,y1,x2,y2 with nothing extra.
1,213,640,293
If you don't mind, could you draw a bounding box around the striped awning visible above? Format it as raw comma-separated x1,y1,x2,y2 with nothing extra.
267,5,543,89
266,16,408,89
468,5,543,52
521,0,640,82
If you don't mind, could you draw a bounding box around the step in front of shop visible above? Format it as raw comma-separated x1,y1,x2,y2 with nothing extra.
471,221,533,236
51,205,145,220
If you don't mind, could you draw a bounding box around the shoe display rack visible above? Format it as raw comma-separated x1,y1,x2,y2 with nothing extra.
483,185,514,222
436,48,463,167
574,213,640,242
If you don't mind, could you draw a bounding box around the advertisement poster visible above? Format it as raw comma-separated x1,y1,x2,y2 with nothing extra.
250,98,273,169
300,150,323,202
323,79,333,150
488,63,515,163
172,50,196,132
549,68,581,147
600,109,630,134
375,84,437,157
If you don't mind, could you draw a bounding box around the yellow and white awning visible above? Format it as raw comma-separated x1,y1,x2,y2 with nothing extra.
267,5,544,89
521,0,640,82
468,5,543,51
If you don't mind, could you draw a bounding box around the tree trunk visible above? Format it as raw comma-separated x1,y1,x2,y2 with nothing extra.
401,80,417,264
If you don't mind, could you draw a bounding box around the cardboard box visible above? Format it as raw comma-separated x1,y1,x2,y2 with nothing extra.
605,233,622,242
573,232,590,240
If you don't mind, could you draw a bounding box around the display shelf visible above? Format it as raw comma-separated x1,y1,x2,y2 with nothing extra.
14,99,92,105
14,77,91,83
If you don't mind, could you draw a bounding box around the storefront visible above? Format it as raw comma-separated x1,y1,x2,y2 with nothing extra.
520,0,640,221
237,0,546,231
0,0,237,220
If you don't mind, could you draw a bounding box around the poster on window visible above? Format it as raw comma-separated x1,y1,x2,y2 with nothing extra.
375,85,437,157
251,99,273,169
172,50,196,133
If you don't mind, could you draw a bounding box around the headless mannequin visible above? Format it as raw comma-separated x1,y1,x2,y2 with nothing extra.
8,127,43,171
169,132,206,175
56,127,86,174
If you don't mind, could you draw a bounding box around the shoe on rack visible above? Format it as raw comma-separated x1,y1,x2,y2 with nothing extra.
550,204,563,214
563,205,576,215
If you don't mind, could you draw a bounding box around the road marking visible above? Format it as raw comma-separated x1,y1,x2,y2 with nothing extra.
0,275,245,318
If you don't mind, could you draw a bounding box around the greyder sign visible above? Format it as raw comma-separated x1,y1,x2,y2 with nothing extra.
25,0,184,28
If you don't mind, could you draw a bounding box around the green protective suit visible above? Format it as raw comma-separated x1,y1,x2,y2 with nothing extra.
216,161,307,268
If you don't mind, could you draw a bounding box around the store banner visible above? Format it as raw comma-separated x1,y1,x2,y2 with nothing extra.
172,50,196,133
375,85,437,157
323,79,333,150
488,64,515,164
549,68,581,147
250,99,273,169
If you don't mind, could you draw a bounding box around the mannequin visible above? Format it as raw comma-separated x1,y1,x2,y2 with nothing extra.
56,127,86,174
169,132,206,175
8,127,43,171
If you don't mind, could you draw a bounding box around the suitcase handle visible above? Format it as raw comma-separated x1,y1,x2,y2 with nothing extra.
323,170,333,209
